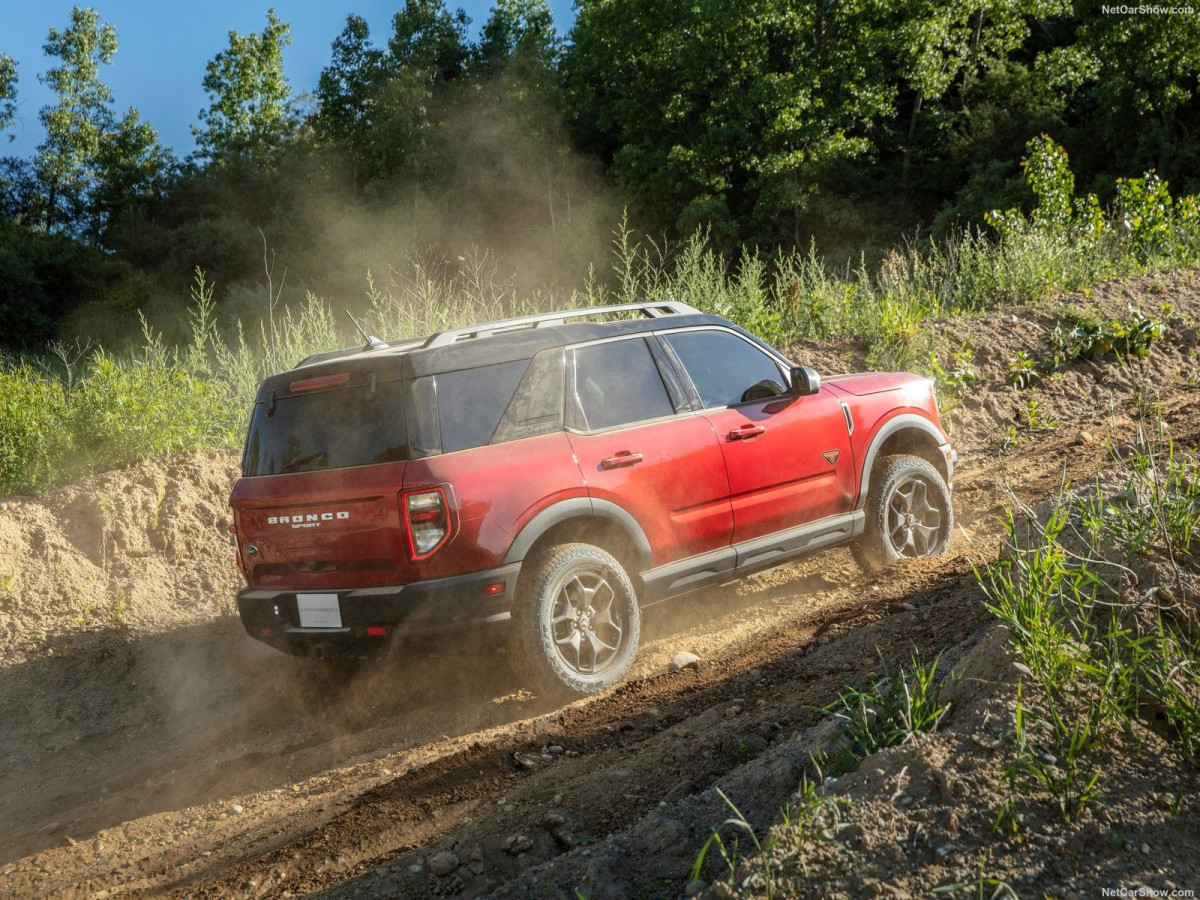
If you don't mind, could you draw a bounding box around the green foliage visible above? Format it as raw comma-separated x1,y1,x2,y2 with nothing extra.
1005,350,1037,389
193,8,299,166
0,52,16,137
568,0,895,245
1057,306,1166,362
824,653,948,769
0,362,71,495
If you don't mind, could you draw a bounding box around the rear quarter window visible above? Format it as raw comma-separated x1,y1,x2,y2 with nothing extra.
433,360,531,453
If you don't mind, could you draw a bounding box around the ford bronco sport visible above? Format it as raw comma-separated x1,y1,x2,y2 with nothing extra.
231,302,956,696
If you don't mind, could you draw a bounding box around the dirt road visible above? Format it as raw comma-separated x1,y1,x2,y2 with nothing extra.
2,272,1197,899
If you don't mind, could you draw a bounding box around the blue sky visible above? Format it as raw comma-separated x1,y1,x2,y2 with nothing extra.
1,1,577,160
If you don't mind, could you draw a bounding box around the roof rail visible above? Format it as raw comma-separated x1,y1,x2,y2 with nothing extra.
421,301,701,349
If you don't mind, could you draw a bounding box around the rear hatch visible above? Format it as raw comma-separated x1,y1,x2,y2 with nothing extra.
231,372,413,590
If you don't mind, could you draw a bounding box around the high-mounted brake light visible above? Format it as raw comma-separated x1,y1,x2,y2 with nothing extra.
289,372,350,392
401,487,453,560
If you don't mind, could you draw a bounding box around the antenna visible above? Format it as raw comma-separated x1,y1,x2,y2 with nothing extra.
346,309,387,351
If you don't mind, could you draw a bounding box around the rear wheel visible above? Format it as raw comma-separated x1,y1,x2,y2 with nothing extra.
510,543,640,697
852,454,953,572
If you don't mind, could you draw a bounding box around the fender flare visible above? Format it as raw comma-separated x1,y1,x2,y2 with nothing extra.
855,413,949,509
502,497,653,572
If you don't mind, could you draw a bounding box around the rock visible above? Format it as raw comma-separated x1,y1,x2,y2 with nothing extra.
1037,752,1058,766
467,845,485,875
933,843,955,859
514,751,539,770
685,878,707,896
900,602,917,612
1011,661,1032,677
39,822,61,836
1074,430,1094,445
503,834,533,855
229,804,244,815
428,850,459,876
669,651,701,672
711,884,735,900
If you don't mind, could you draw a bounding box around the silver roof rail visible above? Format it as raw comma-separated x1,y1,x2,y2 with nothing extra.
421,300,701,349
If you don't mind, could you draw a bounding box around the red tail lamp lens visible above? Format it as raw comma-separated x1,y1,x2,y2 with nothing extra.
367,626,387,637
484,582,506,596
401,487,452,560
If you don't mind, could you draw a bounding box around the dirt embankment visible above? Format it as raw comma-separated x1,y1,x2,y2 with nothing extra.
0,270,1198,899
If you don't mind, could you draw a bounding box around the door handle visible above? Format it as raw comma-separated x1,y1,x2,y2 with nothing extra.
600,451,644,470
726,424,766,441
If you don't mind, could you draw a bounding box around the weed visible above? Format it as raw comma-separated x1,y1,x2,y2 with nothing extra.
1006,351,1038,389
0,566,14,599
825,653,948,769
776,775,850,856
692,788,778,898
1022,397,1059,432
998,683,1106,825
729,736,757,764
934,853,1020,899
928,344,978,413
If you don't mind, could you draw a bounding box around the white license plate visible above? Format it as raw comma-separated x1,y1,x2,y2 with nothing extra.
296,593,342,628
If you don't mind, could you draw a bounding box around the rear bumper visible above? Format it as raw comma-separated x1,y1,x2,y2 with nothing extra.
237,562,521,655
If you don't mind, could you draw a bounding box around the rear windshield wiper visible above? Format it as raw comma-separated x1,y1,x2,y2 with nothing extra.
282,450,329,472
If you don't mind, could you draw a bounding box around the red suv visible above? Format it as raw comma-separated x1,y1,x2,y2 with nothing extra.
231,302,955,695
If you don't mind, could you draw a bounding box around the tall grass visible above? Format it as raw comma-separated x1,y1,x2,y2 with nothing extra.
2,138,1199,497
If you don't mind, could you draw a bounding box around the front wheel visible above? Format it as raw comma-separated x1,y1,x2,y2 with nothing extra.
852,454,953,573
510,543,640,698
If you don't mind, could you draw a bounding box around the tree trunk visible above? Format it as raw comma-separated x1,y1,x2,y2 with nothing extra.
902,92,924,191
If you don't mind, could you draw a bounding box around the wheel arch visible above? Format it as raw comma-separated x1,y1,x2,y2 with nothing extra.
856,414,950,508
503,498,652,595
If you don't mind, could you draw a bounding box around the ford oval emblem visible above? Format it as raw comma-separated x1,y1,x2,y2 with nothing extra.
245,544,260,557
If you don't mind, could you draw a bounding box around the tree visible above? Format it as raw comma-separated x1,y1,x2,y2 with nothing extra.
35,6,118,234
388,0,470,83
0,53,17,140
193,8,299,166
1070,8,1200,181
476,0,559,78
568,0,897,245
33,5,168,242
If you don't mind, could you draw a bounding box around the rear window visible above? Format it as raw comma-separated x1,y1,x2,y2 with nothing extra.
242,381,408,476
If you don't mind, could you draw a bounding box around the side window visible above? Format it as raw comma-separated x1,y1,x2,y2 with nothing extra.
434,360,530,453
572,338,676,431
662,330,785,408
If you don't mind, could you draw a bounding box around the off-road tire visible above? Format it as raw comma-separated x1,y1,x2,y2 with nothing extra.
852,454,953,573
509,542,641,698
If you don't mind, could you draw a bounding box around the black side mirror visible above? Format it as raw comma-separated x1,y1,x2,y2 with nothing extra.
789,365,821,396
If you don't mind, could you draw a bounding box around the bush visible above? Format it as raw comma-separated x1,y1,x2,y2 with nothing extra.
0,362,70,496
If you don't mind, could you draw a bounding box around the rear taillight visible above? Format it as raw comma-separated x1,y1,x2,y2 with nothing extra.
401,487,453,560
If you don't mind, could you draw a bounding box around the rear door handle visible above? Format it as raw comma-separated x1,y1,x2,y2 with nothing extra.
726,424,766,441
600,451,644,469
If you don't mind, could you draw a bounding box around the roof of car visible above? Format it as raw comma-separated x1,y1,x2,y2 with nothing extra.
257,304,734,400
